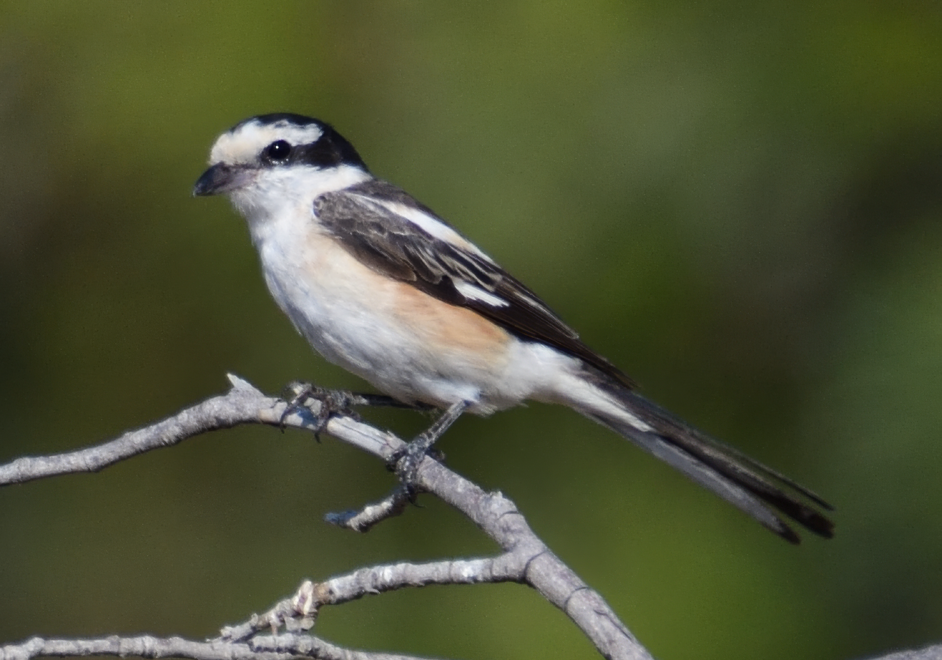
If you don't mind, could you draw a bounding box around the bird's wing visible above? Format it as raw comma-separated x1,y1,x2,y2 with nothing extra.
314,179,632,387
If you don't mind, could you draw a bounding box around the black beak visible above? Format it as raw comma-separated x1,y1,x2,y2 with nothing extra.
193,163,252,197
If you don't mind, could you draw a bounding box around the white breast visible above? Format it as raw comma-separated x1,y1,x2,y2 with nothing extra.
231,168,584,414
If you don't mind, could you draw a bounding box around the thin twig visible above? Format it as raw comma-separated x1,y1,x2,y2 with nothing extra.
0,375,399,488
0,634,434,660
221,551,525,643
323,485,412,531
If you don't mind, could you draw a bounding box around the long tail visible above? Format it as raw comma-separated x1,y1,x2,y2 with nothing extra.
565,375,834,544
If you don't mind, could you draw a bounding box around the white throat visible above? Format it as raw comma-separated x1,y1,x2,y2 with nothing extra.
228,164,372,245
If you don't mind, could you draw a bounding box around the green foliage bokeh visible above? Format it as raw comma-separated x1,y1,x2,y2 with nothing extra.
1,3,940,659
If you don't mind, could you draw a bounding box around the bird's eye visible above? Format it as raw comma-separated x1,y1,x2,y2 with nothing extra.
264,140,292,163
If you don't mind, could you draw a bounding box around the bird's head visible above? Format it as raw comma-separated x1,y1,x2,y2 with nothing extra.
193,113,371,222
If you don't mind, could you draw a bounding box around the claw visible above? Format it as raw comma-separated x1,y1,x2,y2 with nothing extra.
278,382,361,439
388,400,468,494
279,381,316,431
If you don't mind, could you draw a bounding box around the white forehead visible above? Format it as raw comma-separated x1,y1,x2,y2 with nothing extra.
208,119,324,165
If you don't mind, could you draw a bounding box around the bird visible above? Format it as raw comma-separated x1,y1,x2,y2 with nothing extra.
193,113,834,543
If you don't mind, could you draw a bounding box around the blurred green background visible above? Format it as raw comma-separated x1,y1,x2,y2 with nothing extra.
1,3,940,659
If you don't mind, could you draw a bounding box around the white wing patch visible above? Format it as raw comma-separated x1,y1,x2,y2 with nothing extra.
365,197,496,263
454,280,510,308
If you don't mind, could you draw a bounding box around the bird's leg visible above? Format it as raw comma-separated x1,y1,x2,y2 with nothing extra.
279,381,431,438
390,400,469,493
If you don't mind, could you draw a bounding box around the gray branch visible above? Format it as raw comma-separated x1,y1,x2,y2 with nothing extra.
1,375,933,660
0,634,435,660
0,375,651,660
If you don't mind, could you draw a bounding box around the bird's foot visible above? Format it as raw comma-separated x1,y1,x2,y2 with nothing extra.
386,439,445,501
387,400,469,497
279,382,437,439
279,381,365,439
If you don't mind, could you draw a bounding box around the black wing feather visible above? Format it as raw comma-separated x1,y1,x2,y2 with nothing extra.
314,180,633,387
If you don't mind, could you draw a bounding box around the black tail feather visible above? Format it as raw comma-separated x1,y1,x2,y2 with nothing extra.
584,384,834,543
